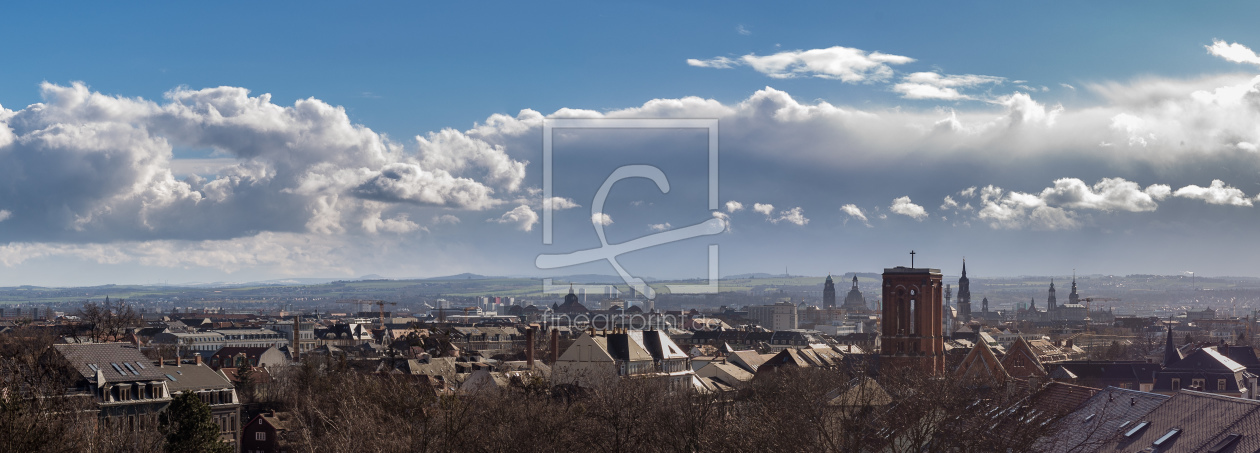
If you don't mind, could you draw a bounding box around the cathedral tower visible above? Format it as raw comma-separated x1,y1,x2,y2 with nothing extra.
1047,279,1058,312
881,259,945,374
956,260,972,322
823,275,836,309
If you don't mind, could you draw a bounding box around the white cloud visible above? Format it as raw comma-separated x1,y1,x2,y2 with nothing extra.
893,72,1005,100
592,212,614,226
0,210,9,222
1060,83,1076,90
1038,177,1166,212
736,24,751,36
840,204,870,227
725,200,745,212
772,207,809,225
490,205,538,231
959,187,977,198
0,82,529,245
361,212,421,234
1173,180,1254,206
889,196,928,220
711,211,731,231
690,46,914,83
687,57,737,69
648,223,671,232
543,197,580,210
433,214,461,225
1207,40,1260,66
941,195,958,210
753,203,775,216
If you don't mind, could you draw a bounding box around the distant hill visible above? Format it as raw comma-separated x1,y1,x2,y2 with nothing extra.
424,273,495,280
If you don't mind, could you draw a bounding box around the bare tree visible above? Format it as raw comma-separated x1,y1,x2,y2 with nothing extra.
74,297,142,342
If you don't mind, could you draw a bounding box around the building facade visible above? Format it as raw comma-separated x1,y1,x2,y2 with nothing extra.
881,265,945,374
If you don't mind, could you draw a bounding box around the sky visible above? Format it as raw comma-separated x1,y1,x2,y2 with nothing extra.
3,2,1260,286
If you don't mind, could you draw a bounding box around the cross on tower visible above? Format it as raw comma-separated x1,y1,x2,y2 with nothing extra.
910,250,916,268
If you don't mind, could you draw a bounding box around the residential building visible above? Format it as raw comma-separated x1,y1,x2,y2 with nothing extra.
746,301,798,331
553,329,694,387
241,411,292,453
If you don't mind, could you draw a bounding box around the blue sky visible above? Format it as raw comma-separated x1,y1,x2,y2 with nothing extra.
3,2,1260,285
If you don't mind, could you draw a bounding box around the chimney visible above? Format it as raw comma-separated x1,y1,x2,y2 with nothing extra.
1065,339,1074,349
525,327,536,369
293,315,301,362
549,328,560,364
194,353,203,366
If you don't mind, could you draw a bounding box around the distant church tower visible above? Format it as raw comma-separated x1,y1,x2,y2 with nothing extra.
956,260,972,323
881,256,945,374
823,275,836,309
982,297,989,313
943,284,954,335
1047,279,1058,312
842,275,867,311
1069,275,1080,306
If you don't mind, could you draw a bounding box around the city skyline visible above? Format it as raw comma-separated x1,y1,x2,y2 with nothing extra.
4,3,1260,285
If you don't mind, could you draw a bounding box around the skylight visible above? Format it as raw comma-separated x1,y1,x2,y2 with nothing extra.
1125,421,1150,437
1082,414,1096,423
87,363,99,371
1207,434,1243,453
110,363,126,375
1153,428,1181,446
165,374,178,382
135,362,146,369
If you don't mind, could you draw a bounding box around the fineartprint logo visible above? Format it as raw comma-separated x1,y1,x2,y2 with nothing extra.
535,119,724,300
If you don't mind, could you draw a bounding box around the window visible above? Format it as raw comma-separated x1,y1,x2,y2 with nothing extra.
1207,434,1243,453
1125,421,1150,437
1153,428,1181,446
255,432,266,441
1219,379,1228,390
1171,378,1180,390
1193,378,1205,389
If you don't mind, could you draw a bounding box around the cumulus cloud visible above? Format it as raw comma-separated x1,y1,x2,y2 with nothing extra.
753,203,775,216
893,72,1005,100
0,82,528,244
648,222,671,231
959,187,977,198
965,178,1173,230
771,207,809,225
889,196,928,220
976,186,1078,230
432,214,461,225
543,197,580,210
490,205,539,231
0,210,9,222
1173,180,1254,206
1038,177,1168,212
591,212,614,226
689,46,914,83
1207,40,1260,66
941,196,959,210
725,200,745,212
840,204,870,227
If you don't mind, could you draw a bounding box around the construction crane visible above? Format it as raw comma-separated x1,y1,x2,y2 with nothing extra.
336,299,398,330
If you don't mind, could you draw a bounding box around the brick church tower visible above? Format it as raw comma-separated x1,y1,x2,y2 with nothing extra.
880,253,945,375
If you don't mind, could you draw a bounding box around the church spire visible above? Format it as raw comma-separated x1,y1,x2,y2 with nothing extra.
1163,320,1182,367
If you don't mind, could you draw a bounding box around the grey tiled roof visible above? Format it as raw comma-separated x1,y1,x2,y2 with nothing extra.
163,363,234,392
1037,386,1169,453
54,343,168,384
